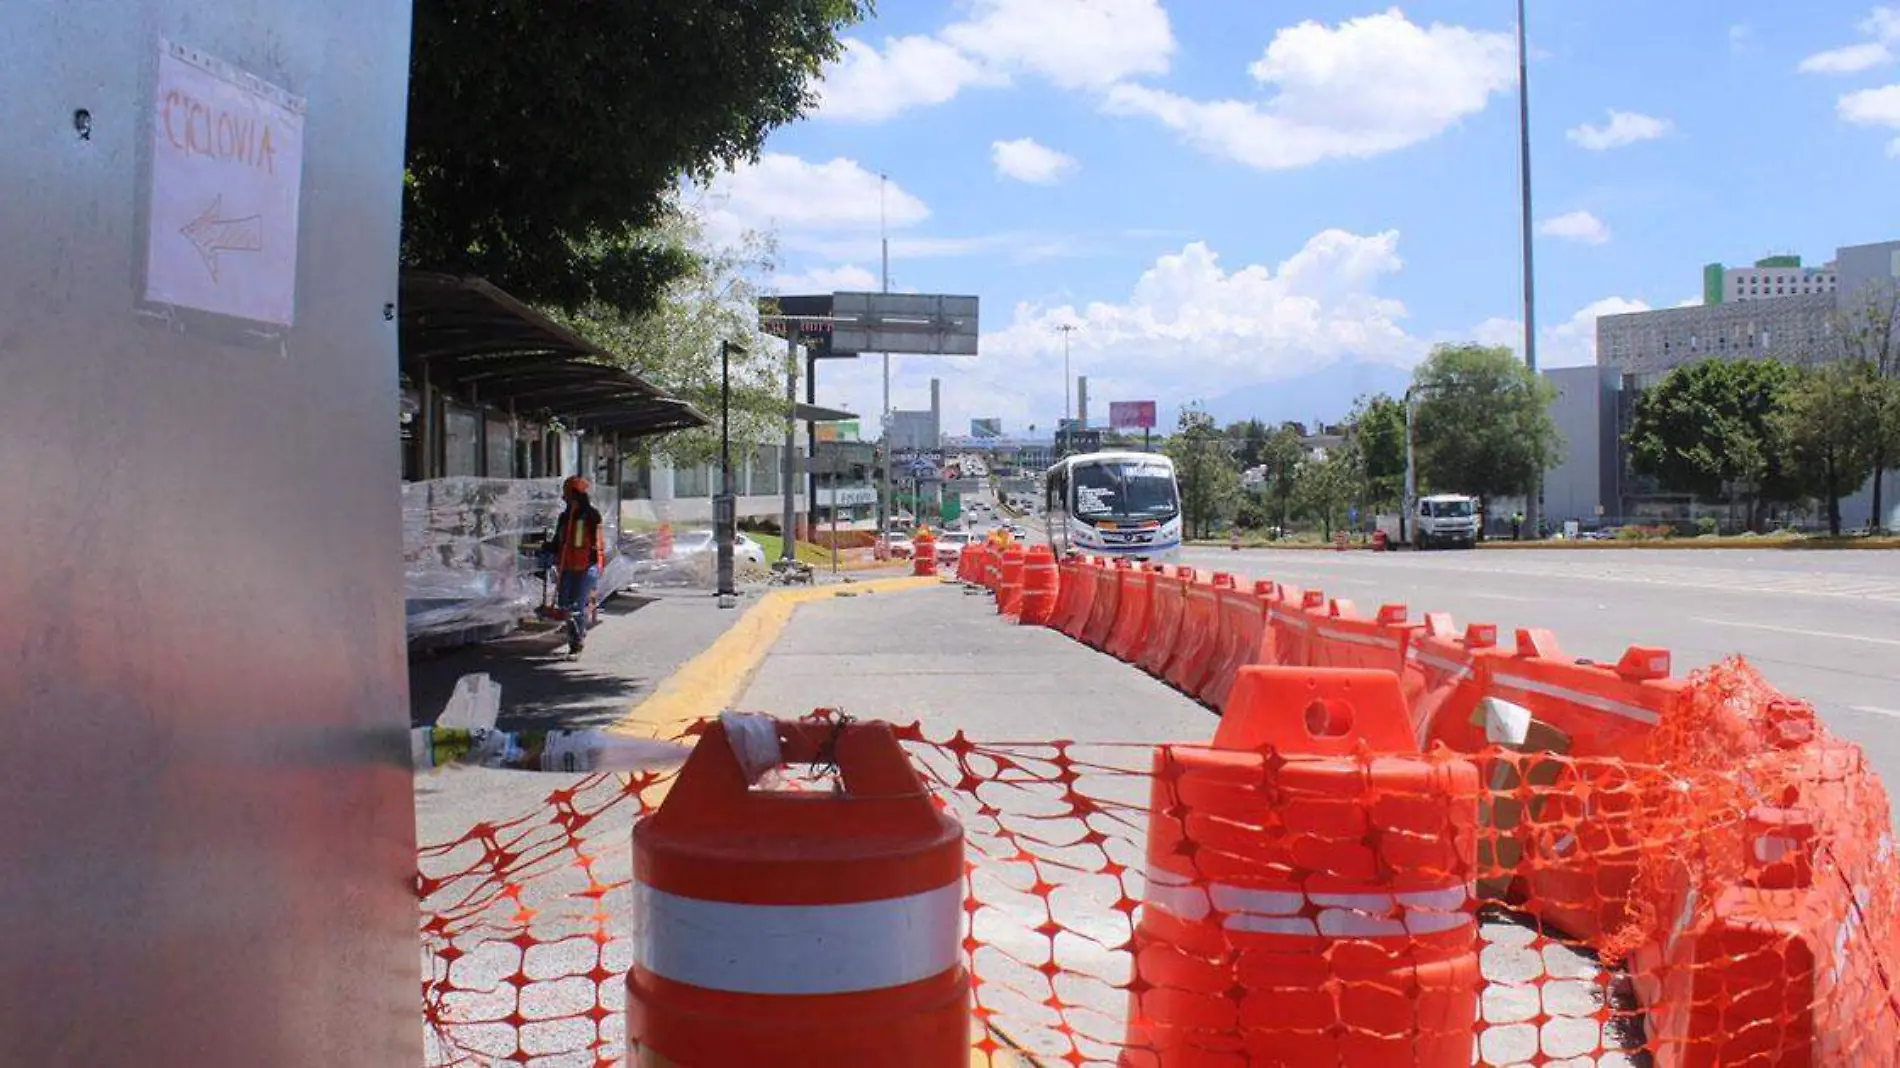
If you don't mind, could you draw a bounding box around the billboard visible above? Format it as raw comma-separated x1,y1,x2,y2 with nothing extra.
831,292,980,356
815,419,860,443
970,417,1002,437
758,294,840,358
1109,400,1157,430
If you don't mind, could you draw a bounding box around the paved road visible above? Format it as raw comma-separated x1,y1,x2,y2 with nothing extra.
1179,546,1900,796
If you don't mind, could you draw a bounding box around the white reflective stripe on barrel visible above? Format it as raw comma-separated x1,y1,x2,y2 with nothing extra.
634,880,963,995
1144,868,1474,937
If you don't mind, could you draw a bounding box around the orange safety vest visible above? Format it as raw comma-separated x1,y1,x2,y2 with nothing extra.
554,506,604,573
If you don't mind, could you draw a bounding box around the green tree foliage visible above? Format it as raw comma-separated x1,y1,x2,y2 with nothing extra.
1294,444,1359,539
403,0,873,313
1346,393,1406,511
1777,361,1881,536
1626,357,1805,526
1830,282,1900,531
1165,407,1241,539
1256,425,1307,534
1413,344,1561,502
1223,419,1271,469
543,204,788,465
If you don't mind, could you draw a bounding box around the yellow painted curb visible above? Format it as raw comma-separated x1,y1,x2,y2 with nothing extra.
608,575,939,738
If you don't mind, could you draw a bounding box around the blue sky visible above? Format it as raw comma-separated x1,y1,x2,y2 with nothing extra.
696,1,1900,435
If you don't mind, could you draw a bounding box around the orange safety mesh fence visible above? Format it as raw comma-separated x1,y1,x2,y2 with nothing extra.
420,668,1900,1066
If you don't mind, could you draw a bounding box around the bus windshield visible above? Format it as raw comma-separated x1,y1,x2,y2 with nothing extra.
1071,460,1177,521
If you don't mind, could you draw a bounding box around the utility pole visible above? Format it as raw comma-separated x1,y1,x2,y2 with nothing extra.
879,172,894,538
1516,0,1542,539
781,329,798,561
1057,323,1077,458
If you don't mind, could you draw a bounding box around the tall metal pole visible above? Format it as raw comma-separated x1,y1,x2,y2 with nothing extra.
717,340,735,601
1057,323,1077,457
781,331,798,561
879,172,894,535
1403,386,1419,548
1516,0,1542,539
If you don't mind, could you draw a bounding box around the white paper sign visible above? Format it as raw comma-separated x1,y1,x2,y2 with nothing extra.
144,41,306,327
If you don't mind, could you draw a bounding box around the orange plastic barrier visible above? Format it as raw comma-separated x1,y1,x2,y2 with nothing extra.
1309,601,1426,715
630,717,968,1066
1263,586,1326,669
1125,668,1482,1067
1163,572,1232,697
914,531,938,576
1488,630,1686,946
1105,564,1158,663
1197,579,1270,714
1017,546,1059,627
1407,613,1505,752
957,544,982,584
1055,557,1097,640
996,546,1027,619
1081,559,1130,650
1136,566,1193,677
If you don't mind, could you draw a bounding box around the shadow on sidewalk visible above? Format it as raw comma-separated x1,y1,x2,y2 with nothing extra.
408,593,665,733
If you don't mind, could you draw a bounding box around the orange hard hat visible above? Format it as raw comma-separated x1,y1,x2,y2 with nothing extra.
563,475,591,495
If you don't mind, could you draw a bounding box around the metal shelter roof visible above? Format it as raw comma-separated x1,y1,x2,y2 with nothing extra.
399,271,709,439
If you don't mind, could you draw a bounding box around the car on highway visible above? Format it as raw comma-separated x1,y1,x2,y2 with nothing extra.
878,533,914,560
934,531,975,566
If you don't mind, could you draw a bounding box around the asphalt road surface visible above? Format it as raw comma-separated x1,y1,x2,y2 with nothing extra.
1179,545,1900,798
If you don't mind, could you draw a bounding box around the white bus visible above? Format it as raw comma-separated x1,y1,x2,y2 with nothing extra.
1043,452,1182,562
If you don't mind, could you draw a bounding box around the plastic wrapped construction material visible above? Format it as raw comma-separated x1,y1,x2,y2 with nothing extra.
402,477,624,645
411,727,692,774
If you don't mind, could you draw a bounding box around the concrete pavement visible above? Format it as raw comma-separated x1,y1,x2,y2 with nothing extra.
1177,545,1900,796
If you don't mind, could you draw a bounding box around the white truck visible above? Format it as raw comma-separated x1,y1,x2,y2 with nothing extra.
1410,493,1481,550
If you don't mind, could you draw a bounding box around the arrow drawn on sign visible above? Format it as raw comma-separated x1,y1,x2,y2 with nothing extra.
180,195,264,282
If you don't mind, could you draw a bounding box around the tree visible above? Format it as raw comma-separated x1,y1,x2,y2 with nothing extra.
1626,357,1804,529
1294,446,1359,539
1413,344,1562,505
403,1,873,314
1346,393,1406,512
1829,282,1900,531
1224,419,1271,469
543,203,788,466
1165,407,1241,539
1777,361,1881,536
1256,426,1306,535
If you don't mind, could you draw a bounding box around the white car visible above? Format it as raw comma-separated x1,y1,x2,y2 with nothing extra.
934,531,975,565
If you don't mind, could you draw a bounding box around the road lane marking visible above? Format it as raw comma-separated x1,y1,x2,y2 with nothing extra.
1851,705,1900,718
1690,618,1900,647
1467,592,1537,603
609,576,938,738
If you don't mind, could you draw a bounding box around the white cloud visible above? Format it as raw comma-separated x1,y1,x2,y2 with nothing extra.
943,0,1175,90
697,154,928,248
767,264,880,296
807,230,1432,434
1472,297,1653,369
816,36,1006,122
1538,210,1611,245
1102,9,1516,171
1800,42,1894,75
1799,7,1900,74
1565,110,1673,150
1839,83,1900,155
991,138,1079,184
811,0,1174,122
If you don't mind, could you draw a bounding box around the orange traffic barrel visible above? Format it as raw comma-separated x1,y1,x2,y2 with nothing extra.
1018,545,1060,626
630,716,968,1067
997,545,1028,618
1124,668,1482,1068
913,530,938,576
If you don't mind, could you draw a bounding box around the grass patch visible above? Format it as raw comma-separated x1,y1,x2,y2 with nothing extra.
749,532,839,566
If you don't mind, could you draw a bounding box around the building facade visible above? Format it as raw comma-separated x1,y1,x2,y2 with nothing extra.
1539,365,1621,526
1588,239,1900,529
1703,254,1840,305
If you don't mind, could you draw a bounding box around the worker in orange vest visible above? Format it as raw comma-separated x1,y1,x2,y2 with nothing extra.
553,475,606,659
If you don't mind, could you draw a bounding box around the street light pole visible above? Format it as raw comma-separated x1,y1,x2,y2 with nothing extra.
1056,323,1077,457
716,340,737,604
781,328,798,562
879,172,894,540
1516,0,1542,538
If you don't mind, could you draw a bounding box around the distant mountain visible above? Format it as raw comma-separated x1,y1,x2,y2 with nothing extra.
1178,359,1414,428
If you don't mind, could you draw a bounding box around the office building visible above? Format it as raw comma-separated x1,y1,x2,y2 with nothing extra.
1583,239,1900,528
